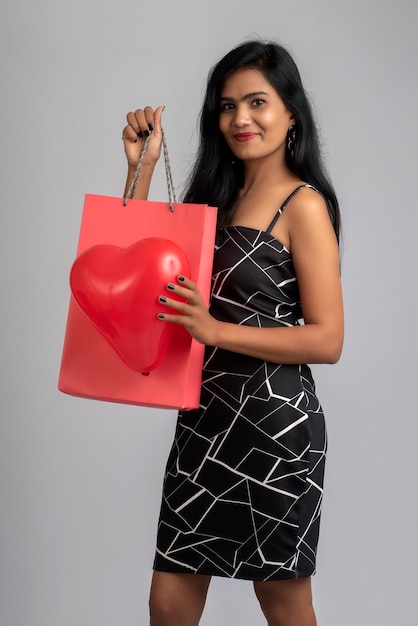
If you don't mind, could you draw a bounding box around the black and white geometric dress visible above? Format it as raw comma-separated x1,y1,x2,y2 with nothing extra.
153,185,327,581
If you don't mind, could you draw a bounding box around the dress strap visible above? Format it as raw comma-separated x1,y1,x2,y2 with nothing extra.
266,184,320,234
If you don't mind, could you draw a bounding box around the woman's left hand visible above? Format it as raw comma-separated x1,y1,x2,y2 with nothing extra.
158,276,221,346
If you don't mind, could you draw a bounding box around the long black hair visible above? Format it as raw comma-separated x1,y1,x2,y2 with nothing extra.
183,39,341,241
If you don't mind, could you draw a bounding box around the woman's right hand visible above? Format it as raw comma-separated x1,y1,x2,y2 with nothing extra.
122,105,165,169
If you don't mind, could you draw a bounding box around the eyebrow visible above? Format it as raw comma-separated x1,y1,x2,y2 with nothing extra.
219,91,269,102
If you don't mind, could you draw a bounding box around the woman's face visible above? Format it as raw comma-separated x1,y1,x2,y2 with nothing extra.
218,67,294,163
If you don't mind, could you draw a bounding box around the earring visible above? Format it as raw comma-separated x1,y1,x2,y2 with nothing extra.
287,125,297,160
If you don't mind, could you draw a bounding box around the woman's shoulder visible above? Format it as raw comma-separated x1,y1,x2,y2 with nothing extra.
285,184,329,215
284,184,336,244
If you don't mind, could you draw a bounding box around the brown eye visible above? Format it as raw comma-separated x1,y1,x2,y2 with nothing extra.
220,102,235,112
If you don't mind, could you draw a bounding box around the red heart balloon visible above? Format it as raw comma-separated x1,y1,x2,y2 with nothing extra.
70,238,191,374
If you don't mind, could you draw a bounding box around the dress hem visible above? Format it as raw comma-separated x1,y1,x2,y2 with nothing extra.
153,562,316,582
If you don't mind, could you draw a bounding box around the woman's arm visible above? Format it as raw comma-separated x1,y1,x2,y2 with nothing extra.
122,105,164,199
159,188,344,365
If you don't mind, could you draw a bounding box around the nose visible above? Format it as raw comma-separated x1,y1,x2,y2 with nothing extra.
232,104,252,128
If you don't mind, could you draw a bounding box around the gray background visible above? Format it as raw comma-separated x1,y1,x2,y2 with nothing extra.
1,0,417,624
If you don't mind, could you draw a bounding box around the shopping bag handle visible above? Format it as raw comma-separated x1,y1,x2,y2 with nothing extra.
123,130,177,212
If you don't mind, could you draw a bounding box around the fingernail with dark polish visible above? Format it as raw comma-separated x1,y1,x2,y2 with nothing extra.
157,313,165,319
167,283,175,291
178,275,185,282
144,129,150,137
137,131,143,138
159,296,167,303
148,123,154,131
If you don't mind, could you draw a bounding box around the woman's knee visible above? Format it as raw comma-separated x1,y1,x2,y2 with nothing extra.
253,577,316,626
149,571,210,626
149,591,180,626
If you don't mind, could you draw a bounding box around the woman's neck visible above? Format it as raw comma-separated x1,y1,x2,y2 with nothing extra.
240,156,298,197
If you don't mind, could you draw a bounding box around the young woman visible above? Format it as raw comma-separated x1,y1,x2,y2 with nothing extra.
122,40,343,626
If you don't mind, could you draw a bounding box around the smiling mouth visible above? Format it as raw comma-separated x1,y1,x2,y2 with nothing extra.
233,133,258,142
